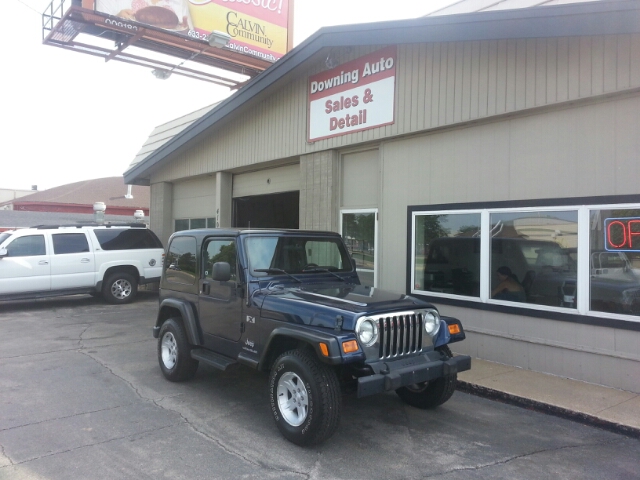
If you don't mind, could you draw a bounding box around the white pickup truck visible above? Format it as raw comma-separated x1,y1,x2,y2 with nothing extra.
0,223,164,304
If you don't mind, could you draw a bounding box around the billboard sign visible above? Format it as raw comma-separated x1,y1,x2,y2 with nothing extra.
307,46,397,143
93,0,291,62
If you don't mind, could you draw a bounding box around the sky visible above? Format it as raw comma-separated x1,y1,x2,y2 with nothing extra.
2,0,457,191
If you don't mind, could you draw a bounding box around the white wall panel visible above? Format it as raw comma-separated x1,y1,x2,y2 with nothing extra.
232,164,299,198
172,176,216,219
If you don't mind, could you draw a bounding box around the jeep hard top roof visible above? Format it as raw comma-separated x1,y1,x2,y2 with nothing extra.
170,228,342,238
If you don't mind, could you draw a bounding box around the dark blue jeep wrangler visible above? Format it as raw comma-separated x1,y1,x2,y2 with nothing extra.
153,229,471,446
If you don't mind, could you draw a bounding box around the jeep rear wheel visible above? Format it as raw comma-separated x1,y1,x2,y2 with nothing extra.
158,318,199,382
395,345,458,409
268,349,341,446
102,272,138,304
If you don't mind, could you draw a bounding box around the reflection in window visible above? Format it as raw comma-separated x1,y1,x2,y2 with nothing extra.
590,209,640,316
174,219,189,232
342,212,375,286
416,213,481,297
52,233,90,254
490,211,577,307
165,236,197,285
6,235,46,257
205,239,237,281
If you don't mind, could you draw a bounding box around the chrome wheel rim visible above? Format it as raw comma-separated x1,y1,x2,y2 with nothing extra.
276,372,308,426
161,332,177,369
110,279,132,300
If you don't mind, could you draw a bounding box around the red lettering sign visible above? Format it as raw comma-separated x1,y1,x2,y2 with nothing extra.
605,217,640,251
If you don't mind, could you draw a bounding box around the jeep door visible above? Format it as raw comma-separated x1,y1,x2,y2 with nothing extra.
0,233,51,294
199,238,243,342
49,232,95,289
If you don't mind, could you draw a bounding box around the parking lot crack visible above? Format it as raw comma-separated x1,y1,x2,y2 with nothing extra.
77,351,308,477
152,401,309,478
0,403,137,433
421,439,626,478
1,424,179,474
0,442,15,467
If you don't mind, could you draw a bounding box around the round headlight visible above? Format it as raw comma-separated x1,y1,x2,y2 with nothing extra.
356,317,379,347
423,309,441,337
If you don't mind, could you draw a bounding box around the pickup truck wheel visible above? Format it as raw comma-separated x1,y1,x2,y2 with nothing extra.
268,349,341,446
158,318,198,382
102,272,138,304
395,345,457,409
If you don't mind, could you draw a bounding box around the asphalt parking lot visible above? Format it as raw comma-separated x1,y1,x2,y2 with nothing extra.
1,293,640,480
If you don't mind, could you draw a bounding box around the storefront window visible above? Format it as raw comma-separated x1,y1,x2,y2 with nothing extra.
589,209,640,316
489,211,577,307
410,202,640,321
415,213,481,297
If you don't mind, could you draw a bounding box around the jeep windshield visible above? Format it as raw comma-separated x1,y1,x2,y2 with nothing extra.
245,235,353,276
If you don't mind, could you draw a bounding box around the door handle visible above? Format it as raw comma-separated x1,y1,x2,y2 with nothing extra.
201,282,211,295
38,260,49,265
81,258,91,263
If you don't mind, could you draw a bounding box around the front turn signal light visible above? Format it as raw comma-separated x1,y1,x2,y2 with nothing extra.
319,343,329,357
448,324,461,335
342,340,359,353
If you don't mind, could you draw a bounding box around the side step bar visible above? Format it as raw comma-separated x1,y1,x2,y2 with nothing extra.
190,348,237,371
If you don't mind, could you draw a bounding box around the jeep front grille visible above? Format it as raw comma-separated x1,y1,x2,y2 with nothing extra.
376,312,424,359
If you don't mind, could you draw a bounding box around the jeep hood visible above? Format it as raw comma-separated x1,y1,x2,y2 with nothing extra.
257,283,430,330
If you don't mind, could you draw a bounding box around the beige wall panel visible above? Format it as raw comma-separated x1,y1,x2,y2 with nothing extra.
232,164,299,198
172,176,216,219
377,93,640,294
300,151,339,231
341,149,379,209
437,305,640,393
150,35,640,187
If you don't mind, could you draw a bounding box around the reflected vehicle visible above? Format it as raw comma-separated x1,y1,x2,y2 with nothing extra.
423,237,577,306
590,251,640,314
423,237,640,314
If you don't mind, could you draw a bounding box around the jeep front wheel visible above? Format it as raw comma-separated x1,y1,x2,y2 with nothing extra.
268,349,341,446
395,345,458,409
102,272,138,304
158,318,199,382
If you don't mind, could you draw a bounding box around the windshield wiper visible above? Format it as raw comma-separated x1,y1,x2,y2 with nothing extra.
301,267,346,282
254,268,301,283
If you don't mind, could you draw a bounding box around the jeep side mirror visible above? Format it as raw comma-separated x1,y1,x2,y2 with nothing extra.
351,257,357,270
212,262,231,282
0,247,7,259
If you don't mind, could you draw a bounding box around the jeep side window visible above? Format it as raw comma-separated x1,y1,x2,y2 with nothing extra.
5,235,46,257
52,233,90,254
204,239,237,281
165,236,197,285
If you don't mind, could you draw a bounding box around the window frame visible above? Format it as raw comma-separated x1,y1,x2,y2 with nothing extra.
408,197,640,328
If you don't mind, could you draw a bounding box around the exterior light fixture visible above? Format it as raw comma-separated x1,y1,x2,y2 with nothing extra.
208,30,231,48
151,69,172,80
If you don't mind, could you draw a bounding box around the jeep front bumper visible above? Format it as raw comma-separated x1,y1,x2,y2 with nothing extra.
356,354,471,398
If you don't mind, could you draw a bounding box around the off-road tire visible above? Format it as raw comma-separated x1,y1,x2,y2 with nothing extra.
102,272,138,304
268,348,341,446
158,318,199,382
395,345,458,409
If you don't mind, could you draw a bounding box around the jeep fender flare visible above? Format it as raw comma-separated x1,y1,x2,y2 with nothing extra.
155,298,202,346
260,325,360,369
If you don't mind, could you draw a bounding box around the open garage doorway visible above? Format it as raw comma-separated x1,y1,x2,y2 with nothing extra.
233,191,299,228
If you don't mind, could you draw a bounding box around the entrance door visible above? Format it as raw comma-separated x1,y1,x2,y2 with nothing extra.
233,191,299,228
341,209,378,287
198,237,243,342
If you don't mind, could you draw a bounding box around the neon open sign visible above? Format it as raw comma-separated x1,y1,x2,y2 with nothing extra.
605,217,640,251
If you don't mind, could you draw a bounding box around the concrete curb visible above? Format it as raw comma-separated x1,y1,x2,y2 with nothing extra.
456,381,640,440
